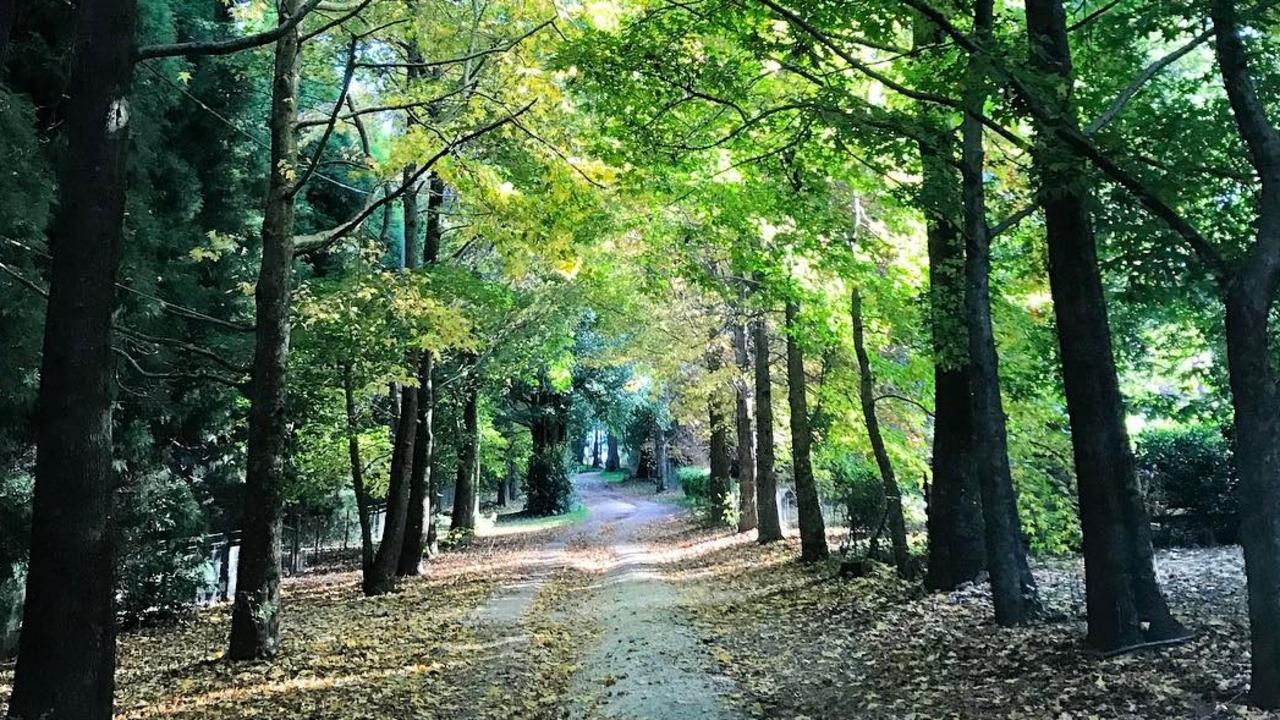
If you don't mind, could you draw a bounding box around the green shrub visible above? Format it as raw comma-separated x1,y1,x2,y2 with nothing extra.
116,470,207,627
677,466,710,500
824,455,884,553
1136,425,1237,545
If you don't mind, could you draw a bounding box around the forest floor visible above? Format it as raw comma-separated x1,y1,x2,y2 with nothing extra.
0,474,1270,719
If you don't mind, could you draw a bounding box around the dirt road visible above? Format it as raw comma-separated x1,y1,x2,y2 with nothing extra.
469,472,746,720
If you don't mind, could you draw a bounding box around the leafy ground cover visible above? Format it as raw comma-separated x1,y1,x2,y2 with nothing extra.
668,525,1266,720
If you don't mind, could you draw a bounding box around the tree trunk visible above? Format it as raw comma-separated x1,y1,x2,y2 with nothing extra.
849,289,907,573
754,316,784,543
525,388,571,516
654,422,668,493
399,173,442,575
962,0,1038,624
343,366,375,577
605,432,620,471
6,0,134,714
591,429,601,468
497,460,509,506
785,300,829,562
1210,0,1280,705
914,17,985,591
708,401,731,526
1025,0,1185,649
1225,289,1280,707
229,0,303,660
365,179,424,595
732,323,758,533
451,372,479,531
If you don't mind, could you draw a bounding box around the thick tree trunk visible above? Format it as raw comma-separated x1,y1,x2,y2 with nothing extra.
344,366,375,577
708,401,731,525
785,300,829,562
365,179,424,594
961,0,1038,624
399,174,442,575
451,374,479,531
1210,0,1280,705
5,0,135,715
849,289,907,573
913,19,985,590
1025,0,1184,649
497,461,508,506
525,390,571,516
732,323,758,533
605,432,620,471
1225,289,1280,707
229,0,302,659
753,316,784,543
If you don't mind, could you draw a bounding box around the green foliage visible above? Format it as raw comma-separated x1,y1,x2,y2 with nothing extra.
1136,425,1238,545
115,471,207,627
823,455,884,553
677,466,710,500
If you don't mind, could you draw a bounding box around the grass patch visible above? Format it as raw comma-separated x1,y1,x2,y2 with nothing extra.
481,503,588,537
599,470,627,484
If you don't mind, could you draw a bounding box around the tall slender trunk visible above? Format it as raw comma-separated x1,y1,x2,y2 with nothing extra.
229,0,302,659
849,289,908,573
605,432,620,471
654,422,668,493
913,19,985,591
6,0,134,715
754,316,784,542
451,371,479,531
364,175,423,595
732,323,758,533
962,0,1038,623
1210,0,1280,705
785,300,829,561
1025,0,1184,649
399,173,442,575
708,405,731,526
591,429,601,468
343,365,375,576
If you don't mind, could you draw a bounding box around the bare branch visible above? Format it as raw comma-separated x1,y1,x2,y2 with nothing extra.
290,37,360,197
136,0,325,60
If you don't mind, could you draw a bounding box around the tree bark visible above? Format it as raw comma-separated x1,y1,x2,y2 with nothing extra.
343,366,375,577
399,173,442,575
962,0,1038,624
785,300,829,562
849,289,907,573
913,17,985,591
525,386,571,516
753,315,784,543
229,0,303,659
605,432,620,471
732,323,758,533
591,429,601,468
654,422,668,493
1025,0,1184,649
1210,0,1280,706
5,0,135,715
708,404,731,526
364,177,423,594
451,370,479,531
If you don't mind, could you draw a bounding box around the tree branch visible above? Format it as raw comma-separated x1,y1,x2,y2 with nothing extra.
297,100,536,254
290,36,360,198
136,0,326,60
